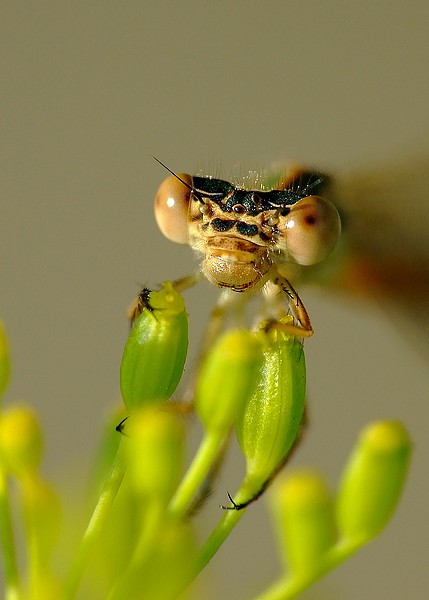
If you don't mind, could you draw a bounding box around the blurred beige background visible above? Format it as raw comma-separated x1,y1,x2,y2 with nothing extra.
2,2,428,599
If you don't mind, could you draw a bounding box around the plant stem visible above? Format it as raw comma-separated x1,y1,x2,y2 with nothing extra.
63,443,126,600
106,499,164,600
167,430,225,519
194,506,246,574
252,538,363,600
0,468,22,600
181,475,264,590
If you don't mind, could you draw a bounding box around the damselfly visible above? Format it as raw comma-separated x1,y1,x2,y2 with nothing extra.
124,154,427,510
151,153,429,355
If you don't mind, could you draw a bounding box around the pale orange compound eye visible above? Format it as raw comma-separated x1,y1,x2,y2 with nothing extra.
283,195,341,265
154,174,192,244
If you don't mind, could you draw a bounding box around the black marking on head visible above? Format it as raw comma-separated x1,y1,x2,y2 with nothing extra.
192,177,233,197
211,218,236,232
190,175,316,216
236,222,259,237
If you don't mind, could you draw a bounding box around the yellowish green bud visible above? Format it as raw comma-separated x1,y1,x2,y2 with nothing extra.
236,322,306,487
146,521,195,598
119,520,195,599
120,282,188,411
195,329,263,434
0,405,43,477
270,470,336,573
27,574,63,600
336,420,411,542
0,322,11,399
21,476,61,560
126,408,184,502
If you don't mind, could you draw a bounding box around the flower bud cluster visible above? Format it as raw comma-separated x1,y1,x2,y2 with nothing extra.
269,421,411,577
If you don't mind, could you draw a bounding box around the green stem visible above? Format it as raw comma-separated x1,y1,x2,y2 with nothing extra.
106,499,164,600
167,429,225,519
194,505,246,574
252,538,363,600
181,476,265,593
0,468,22,600
64,443,126,600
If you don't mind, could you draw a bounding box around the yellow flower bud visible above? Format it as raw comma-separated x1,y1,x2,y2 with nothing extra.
195,329,263,434
126,408,184,502
336,420,411,542
0,405,43,477
270,470,336,574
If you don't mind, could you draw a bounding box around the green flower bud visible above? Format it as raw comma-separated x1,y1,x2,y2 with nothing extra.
236,321,306,487
336,421,412,543
270,470,336,574
21,476,61,561
195,329,263,434
120,282,188,411
0,321,11,399
0,405,43,477
126,408,184,502
119,520,195,599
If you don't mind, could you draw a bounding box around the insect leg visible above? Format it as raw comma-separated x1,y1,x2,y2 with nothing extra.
271,266,314,337
126,273,201,326
171,273,203,293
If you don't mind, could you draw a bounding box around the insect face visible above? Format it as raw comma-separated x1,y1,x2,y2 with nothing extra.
154,171,341,293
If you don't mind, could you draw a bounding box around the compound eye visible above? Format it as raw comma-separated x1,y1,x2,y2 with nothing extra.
284,196,341,265
154,174,192,244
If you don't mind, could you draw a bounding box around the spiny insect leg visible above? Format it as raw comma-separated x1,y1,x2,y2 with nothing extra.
271,269,314,338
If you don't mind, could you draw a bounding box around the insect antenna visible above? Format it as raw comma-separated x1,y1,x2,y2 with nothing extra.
152,156,206,204
303,175,323,195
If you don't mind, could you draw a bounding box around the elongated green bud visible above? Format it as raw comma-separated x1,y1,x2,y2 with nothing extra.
336,420,411,542
236,321,306,487
270,471,336,574
120,282,188,410
0,321,11,400
195,330,263,434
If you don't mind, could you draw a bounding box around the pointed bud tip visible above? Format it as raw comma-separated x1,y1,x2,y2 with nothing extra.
277,470,331,508
362,420,411,455
149,281,186,315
